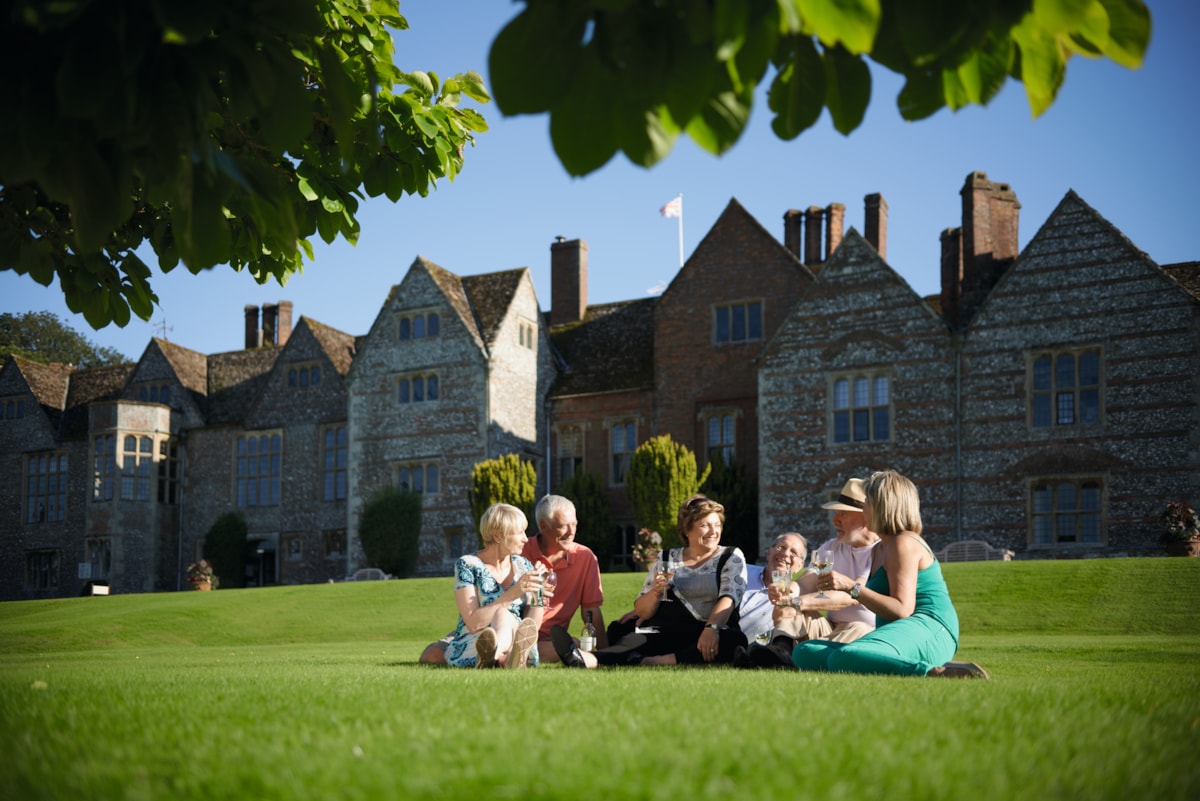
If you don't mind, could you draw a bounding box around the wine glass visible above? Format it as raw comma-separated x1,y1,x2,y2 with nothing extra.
657,558,675,600
542,570,558,604
770,568,792,606
812,548,833,599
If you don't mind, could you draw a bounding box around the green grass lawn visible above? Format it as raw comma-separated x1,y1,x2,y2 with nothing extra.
2,558,1198,800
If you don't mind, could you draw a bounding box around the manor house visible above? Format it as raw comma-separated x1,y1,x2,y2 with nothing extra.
2,172,1197,600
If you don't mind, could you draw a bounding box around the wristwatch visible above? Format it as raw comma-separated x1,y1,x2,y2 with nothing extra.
706,623,721,631
850,582,862,600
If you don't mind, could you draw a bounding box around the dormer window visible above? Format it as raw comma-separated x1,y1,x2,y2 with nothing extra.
398,311,441,341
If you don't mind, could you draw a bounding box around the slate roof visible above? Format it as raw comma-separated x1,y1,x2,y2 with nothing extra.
11,356,72,411
305,317,357,376
420,258,485,350
1162,261,1200,300
462,269,527,349
154,338,208,397
60,362,137,438
205,348,280,425
549,297,656,397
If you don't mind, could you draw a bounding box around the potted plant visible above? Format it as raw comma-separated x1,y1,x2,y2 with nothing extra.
1159,501,1200,557
185,559,219,590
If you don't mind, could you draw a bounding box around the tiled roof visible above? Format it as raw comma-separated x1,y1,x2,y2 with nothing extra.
304,317,356,376
11,356,72,410
419,258,484,349
549,298,656,397
154,338,208,396
462,269,527,348
1162,261,1200,300
206,349,279,425
61,362,137,438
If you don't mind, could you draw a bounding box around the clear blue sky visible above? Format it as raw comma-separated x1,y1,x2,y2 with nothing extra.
3,1,1197,361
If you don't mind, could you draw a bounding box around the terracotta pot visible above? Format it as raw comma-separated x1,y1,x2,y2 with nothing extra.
1165,537,1200,557
193,580,214,591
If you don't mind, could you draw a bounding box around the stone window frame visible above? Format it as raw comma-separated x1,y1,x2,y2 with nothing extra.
25,548,60,590
92,433,117,501
395,371,441,405
607,417,638,487
1,397,27,420
554,423,585,485
321,424,348,502
396,308,442,341
518,318,537,350
85,537,113,581
1028,474,1106,548
157,438,180,505
444,526,466,560
234,430,283,507
395,460,441,495
828,369,892,445
323,529,346,559
712,298,764,345
700,407,738,466
1027,345,1103,430
286,362,323,388
24,450,68,524
120,434,155,502
135,383,172,404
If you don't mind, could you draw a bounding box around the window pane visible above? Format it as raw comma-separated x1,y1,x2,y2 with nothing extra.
873,407,890,441
873,376,889,405
427,465,439,493
707,416,719,445
833,379,849,409
412,468,424,493
715,307,729,343
1032,357,1051,390
399,318,411,340
427,375,439,400
1055,354,1076,388
833,411,849,443
1032,395,1051,428
853,377,869,407
428,314,439,337
732,305,745,341
1080,389,1099,424
413,316,425,338
413,376,424,402
299,368,308,387
853,410,870,441
1056,392,1075,425
1079,352,1099,385
722,415,733,443
1033,483,1052,513
311,366,321,386
398,467,410,491
398,379,410,403
747,303,762,340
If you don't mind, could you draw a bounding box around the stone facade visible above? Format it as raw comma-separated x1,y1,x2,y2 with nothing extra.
3,172,1197,600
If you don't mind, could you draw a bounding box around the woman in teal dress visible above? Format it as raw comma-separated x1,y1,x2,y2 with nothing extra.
793,470,982,677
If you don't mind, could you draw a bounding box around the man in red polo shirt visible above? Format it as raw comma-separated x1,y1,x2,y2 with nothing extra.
419,494,607,665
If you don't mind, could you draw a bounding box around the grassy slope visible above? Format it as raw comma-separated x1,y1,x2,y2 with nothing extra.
1,559,1198,801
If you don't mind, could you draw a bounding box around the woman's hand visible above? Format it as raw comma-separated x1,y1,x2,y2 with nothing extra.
819,569,852,594
513,569,542,601
697,627,720,662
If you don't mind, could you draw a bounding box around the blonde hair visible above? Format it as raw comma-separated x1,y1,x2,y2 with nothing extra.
479,503,528,546
862,470,922,537
677,495,725,544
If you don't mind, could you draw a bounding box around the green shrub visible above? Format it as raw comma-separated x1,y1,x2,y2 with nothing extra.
560,469,616,568
468,453,536,540
358,486,423,578
627,434,710,549
204,511,247,589
702,457,760,562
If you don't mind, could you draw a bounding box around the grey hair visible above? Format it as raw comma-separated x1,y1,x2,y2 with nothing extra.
535,494,576,530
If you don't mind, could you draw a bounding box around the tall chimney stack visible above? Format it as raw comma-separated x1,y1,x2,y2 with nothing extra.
276,301,293,345
262,303,279,346
783,209,804,259
244,305,261,349
550,237,588,328
940,227,964,327
864,193,888,259
956,172,1020,327
825,203,845,259
804,206,824,266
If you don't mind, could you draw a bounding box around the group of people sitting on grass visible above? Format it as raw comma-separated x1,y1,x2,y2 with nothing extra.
420,470,988,678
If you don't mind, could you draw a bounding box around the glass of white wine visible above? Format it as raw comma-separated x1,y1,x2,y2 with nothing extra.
770,568,792,606
658,556,676,600
812,548,834,599
542,570,557,605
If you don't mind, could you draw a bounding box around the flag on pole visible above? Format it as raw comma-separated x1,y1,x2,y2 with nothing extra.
659,195,682,218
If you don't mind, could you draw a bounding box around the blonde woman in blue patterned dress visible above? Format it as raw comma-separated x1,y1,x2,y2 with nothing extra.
445,503,544,668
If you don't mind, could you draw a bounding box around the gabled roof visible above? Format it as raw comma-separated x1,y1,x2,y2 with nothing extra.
205,349,280,425
304,317,357,376
152,338,208,396
1161,261,1200,301
549,297,656,397
10,355,72,411
420,257,486,350
60,362,137,438
462,268,528,348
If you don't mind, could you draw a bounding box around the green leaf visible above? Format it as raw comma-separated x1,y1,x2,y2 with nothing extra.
768,37,825,140
713,0,748,61
1013,13,1066,117
619,107,680,168
686,84,753,155
489,2,588,115
800,0,881,54
1095,0,1150,68
1033,0,1096,33
896,70,946,121
823,46,870,134
549,51,621,176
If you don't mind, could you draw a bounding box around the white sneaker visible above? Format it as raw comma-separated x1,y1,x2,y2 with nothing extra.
508,618,538,670
475,628,497,669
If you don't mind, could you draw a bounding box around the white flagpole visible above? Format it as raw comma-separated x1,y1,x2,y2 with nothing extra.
676,193,684,268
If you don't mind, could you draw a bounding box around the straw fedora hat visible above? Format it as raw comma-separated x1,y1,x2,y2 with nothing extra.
821,478,866,512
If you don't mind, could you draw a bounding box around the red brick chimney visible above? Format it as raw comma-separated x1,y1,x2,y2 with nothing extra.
942,172,1021,329
244,305,261,349
262,303,278,346
825,203,845,259
550,237,587,328
864,193,888,259
276,301,293,345
940,227,963,325
784,209,804,259
804,206,824,265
